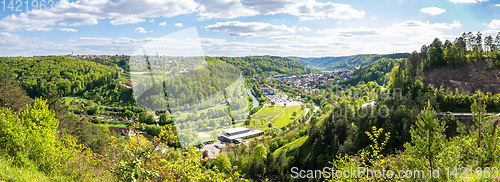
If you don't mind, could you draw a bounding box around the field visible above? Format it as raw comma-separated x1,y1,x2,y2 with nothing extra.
250,105,286,129
63,95,93,106
273,106,305,128
249,105,305,130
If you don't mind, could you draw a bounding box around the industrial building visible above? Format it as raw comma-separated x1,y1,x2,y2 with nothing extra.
218,127,264,144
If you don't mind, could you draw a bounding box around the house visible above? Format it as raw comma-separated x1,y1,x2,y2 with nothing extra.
259,84,277,95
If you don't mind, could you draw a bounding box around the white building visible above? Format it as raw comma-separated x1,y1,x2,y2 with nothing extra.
218,127,264,144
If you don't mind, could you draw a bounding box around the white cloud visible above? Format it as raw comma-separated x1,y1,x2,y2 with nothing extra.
371,17,377,20
110,16,145,25
0,20,467,57
149,19,154,23
420,7,446,16
484,19,500,35
318,20,461,38
159,21,167,26
60,28,78,32
135,27,147,33
175,23,183,27
204,21,296,37
449,0,488,3
496,4,500,6
0,10,58,31
196,0,364,20
298,27,311,31
72,37,113,41
0,28,206,56
0,0,198,31
0,32,35,46
486,19,500,29
0,0,365,31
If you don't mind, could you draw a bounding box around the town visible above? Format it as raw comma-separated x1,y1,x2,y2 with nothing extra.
259,68,358,91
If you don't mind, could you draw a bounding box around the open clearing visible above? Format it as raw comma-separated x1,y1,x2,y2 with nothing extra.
249,105,304,130
273,106,305,128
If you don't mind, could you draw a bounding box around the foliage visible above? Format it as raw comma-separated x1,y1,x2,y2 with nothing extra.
97,123,243,181
403,102,446,173
0,98,110,181
207,56,309,77
0,56,120,98
213,153,233,173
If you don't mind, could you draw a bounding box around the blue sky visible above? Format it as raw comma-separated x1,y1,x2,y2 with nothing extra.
0,0,499,57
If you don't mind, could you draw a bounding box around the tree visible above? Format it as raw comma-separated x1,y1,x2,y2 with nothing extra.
0,72,32,112
146,114,155,124
292,111,297,118
138,112,147,123
209,119,217,128
471,91,486,148
252,144,268,160
124,110,134,118
213,153,232,173
485,35,494,53
404,102,446,171
211,130,218,139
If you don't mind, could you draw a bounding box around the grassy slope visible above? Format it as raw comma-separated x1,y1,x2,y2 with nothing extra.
273,136,309,156
0,157,59,182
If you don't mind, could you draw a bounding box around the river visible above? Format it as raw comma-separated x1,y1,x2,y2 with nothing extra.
247,89,259,110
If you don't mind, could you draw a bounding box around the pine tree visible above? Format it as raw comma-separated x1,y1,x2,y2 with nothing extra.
404,102,446,171
471,91,486,148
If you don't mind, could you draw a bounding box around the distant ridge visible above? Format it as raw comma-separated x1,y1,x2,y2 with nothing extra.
289,53,410,69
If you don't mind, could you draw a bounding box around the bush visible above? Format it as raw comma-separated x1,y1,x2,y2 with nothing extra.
0,98,107,180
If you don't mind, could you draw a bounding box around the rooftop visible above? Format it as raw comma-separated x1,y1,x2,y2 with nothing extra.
221,129,264,140
222,127,249,134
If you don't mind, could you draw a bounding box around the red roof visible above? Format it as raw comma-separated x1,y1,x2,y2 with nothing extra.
109,127,130,134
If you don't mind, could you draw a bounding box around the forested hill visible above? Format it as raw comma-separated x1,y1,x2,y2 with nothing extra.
0,56,121,98
340,58,403,86
402,32,500,94
206,56,309,76
289,53,410,69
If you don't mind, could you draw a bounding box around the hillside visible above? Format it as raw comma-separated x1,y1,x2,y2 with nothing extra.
422,60,500,94
207,56,309,76
287,56,337,67
289,53,410,69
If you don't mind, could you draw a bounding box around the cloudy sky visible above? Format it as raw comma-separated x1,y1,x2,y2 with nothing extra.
0,0,499,57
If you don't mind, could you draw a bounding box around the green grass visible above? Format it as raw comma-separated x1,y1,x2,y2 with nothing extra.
273,136,308,156
273,106,304,129
63,95,94,106
104,122,130,128
250,106,286,128
0,156,58,182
